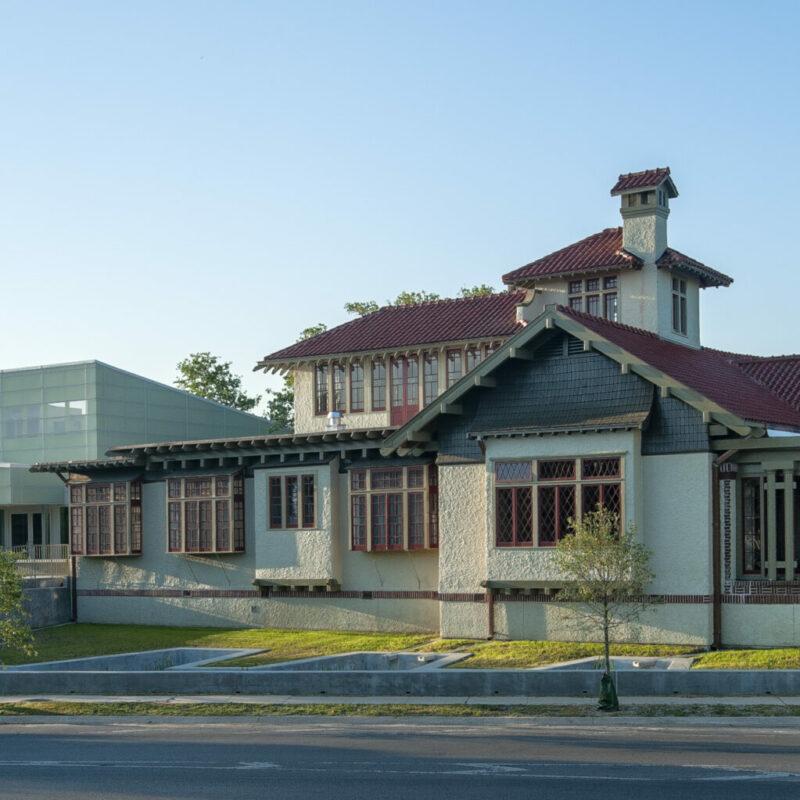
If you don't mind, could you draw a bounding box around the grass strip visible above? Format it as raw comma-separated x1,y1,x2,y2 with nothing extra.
2,701,800,718
692,649,800,670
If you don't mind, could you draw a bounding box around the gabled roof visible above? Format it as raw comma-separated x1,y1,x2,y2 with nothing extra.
656,248,733,287
563,309,800,429
502,228,641,285
727,354,800,412
382,306,800,456
610,167,678,197
256,291,525,369
502,227,732,288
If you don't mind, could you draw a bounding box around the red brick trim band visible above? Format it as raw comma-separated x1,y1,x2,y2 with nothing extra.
76,589,765,604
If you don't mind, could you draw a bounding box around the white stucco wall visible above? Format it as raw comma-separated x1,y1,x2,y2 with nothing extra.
76,477,258,627
496,601,711,645
722,605,800,648
76,467,440,632
77,595,439,632
253,461,337,583
438,463,490,638
642,453,714,595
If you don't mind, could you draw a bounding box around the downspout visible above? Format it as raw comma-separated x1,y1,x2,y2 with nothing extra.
712,449,738,650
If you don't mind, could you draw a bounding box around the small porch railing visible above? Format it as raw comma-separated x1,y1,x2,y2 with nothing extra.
5,544,71,579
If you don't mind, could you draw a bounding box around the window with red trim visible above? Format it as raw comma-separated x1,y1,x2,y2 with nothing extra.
166,473,245,553
446,350,462,387
494,457,622,547
350,361,364,412
349,464,438,550
466,346,482,373
371,359,386,411
332,363,346,412
68,479,142,556
314,364,329,415
423,352,438,406
267,473,316,530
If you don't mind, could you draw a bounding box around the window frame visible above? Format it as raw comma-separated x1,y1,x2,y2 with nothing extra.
567,276,619,321
314,363,329,416
268,472,317,531
423,351,439,406
446,349,463,388
349,464,439,551
350,360,364,413
166,473,245,554
494,456,623,548
69,479,142,557
371,358,387,411
672,277,688,335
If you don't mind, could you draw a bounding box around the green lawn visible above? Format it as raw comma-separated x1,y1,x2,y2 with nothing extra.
0,624,433,667
4,624,797,670
692,648,800,670
417,639,698,669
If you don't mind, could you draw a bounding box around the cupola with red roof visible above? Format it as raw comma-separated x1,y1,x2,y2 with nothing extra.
504,168,731,351
610,167,678,261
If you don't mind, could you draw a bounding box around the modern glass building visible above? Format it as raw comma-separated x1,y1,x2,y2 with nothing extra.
0,361,270,551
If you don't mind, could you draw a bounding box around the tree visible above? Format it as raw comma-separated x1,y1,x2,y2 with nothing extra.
392,290,440,306
459,284,495,297
175,352,261,412
553,507,655,710
345,287,498,318
0,550,35,663
264,324,327,432
343,300,379,317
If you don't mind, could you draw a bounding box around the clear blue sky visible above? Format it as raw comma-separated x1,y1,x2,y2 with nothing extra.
2,0,798,408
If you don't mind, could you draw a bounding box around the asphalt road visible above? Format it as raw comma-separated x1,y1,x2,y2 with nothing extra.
1,716,800,799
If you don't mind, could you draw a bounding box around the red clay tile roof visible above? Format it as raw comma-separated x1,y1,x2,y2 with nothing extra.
610,167,676,196
656,247,733,287
503,228,731,288
559,307,800,430
502,228,642,285
728,355,800,412
257,291,525,366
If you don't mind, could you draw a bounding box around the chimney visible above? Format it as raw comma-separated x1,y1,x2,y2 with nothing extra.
610,167,678,262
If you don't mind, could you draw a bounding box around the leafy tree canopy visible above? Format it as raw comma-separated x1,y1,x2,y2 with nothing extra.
175,352,260,412
264,323,327,432
345,286,495,317
343,300,379,317
0,550,35,662
459,284,495,297
554,508,655,681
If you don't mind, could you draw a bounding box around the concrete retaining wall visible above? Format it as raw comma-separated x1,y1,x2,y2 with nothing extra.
1,667,799,697
22,579,72,629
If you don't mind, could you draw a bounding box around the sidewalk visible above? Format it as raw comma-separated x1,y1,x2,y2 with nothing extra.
2,693,800,707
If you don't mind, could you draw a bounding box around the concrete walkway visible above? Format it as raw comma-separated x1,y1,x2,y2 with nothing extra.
2,693,800,707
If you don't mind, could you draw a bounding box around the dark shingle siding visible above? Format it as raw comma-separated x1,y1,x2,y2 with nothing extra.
642,394,710,454
434,334,653,458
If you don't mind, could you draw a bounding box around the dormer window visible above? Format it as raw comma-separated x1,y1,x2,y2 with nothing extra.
672,278,687,335
568,276,618,322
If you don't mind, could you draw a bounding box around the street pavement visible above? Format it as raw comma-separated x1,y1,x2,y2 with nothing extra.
1,715,800,799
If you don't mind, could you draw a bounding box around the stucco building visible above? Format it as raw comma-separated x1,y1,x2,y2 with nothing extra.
34,169,800,646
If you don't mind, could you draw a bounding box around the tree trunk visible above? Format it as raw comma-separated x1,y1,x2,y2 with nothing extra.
603,601,611,675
